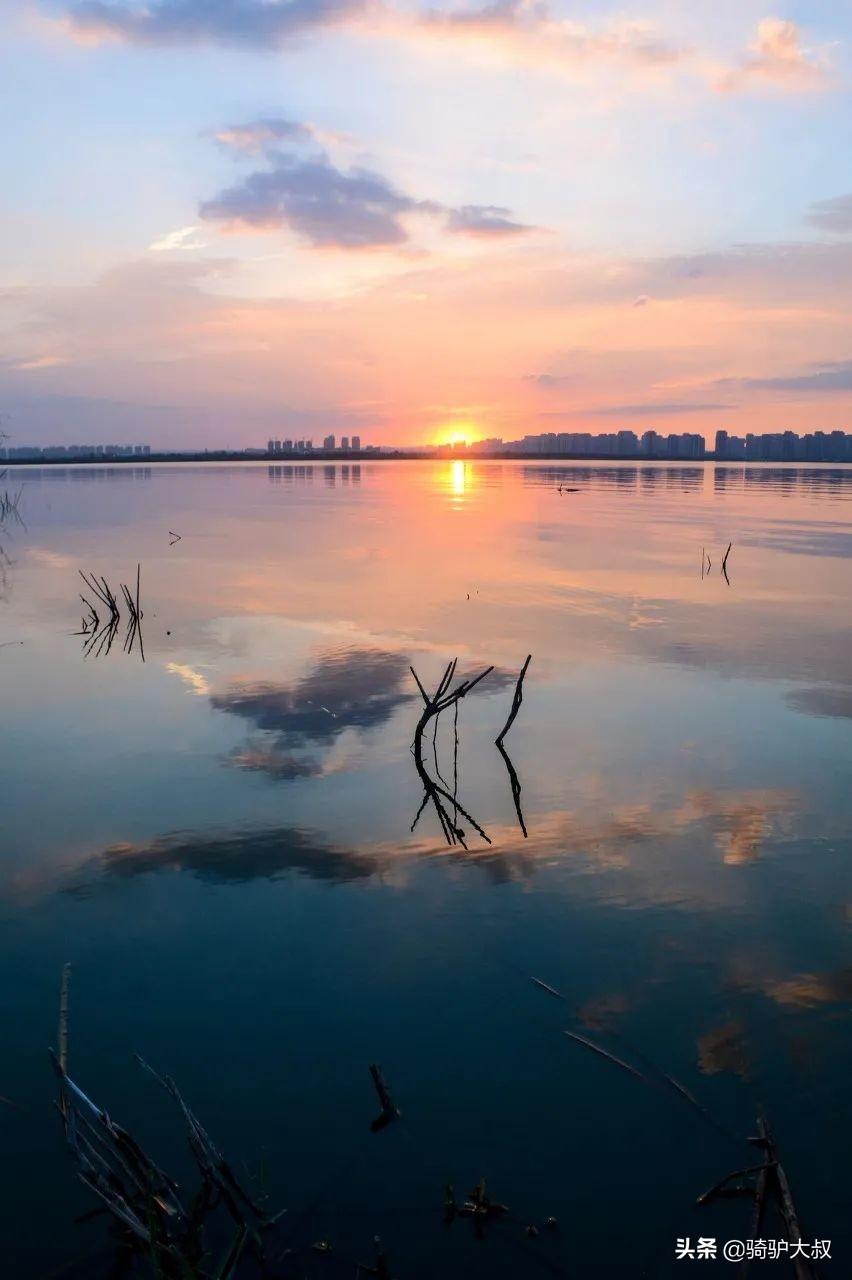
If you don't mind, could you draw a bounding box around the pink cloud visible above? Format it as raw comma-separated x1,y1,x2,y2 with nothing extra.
415,3,690,75
715,18,829,94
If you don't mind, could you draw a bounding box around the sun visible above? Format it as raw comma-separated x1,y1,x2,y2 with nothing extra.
434,420,476,447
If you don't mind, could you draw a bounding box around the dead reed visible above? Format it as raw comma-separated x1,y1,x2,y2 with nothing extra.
76,564,144,660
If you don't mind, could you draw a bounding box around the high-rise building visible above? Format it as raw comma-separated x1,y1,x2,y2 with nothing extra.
352,435,361,451
714,429,729,459
323,434,335,451
341,436,350,450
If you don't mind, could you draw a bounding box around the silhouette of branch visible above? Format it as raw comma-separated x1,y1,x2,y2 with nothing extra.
721,541,732,585
76,567,144,660
410,661,493,848
495,655,531,748
495,656,531,837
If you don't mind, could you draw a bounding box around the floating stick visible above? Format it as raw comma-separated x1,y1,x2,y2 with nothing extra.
530,977,565,1001
368,1064,401,1132
563,1030,646,1082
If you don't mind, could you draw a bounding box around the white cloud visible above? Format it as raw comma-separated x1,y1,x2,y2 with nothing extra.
148,226,208,253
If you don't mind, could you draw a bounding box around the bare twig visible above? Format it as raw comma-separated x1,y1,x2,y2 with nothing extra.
410,661,493,847
495,655,531,747
562,1030,646,1082
721,542,732,585
76,567,144,660
530,977,565,1001
136,1055,278,1233
700,1117,817,1280
368,1064,401,1132
495,655,532,836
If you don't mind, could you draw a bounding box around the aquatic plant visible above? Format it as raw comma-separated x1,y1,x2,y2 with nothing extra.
76,565,145,660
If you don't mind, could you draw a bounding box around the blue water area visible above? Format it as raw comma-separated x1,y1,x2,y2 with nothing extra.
1,460,850,1276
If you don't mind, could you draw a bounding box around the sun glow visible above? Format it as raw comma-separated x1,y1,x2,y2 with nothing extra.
434,420,476,447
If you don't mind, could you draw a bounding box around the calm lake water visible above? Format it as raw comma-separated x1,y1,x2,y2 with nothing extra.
1,459,850,1276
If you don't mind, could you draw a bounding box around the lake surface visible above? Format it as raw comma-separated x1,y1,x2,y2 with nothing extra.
1,459,850,1276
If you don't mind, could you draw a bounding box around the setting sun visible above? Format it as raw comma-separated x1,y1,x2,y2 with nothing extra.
434,421,477,448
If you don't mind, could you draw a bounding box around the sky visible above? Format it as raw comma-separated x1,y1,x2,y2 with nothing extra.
1,0,852,448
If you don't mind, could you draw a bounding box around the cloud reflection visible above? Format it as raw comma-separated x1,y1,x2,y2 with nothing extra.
212,647,415,744
553,789,793,868
786,685,852,720
697,1022,750,1078
752,968,852,1009
68,826,386,889
211,646,515,782
54,777,801,902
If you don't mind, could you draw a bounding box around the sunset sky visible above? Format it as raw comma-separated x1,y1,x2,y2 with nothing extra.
2,1,852,448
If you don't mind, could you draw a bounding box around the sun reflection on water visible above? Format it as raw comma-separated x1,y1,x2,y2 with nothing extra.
449,459,468,498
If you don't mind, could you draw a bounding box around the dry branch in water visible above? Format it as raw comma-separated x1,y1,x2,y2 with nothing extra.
562,1030,647,1082
699,1117,817,1280
410,654,534,846
410,659,493,848
495,655,532,838
368,1063,401,1133
721,541,733,585
495,655,531,747
75,565,144,660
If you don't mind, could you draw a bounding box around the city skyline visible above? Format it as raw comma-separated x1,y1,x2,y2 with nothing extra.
5,425,852,464
2,4,852,449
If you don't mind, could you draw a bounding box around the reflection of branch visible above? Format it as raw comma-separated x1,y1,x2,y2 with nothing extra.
410,660,493,848
0,486,23,525
497,740,528,838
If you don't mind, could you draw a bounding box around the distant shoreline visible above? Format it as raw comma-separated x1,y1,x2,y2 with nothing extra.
4,451,851,467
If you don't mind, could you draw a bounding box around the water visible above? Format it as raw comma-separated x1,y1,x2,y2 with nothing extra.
1,460,850,1276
